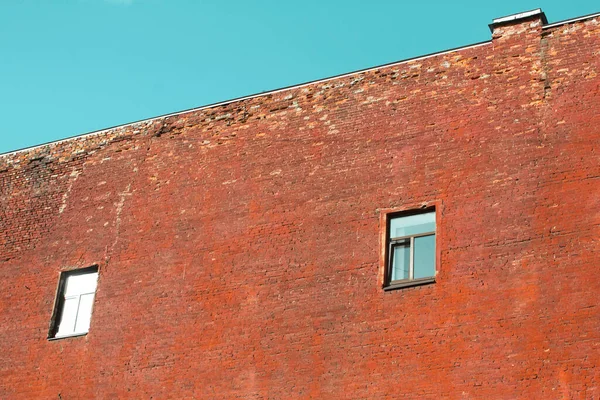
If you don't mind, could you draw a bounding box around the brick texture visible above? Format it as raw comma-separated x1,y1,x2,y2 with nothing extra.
0,12,599,399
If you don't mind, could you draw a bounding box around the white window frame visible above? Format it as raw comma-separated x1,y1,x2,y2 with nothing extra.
48,266,99,340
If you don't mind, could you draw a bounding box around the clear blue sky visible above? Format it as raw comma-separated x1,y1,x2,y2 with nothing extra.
0,1,597,154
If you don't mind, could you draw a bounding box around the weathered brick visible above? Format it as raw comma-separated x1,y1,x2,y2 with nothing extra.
0,10,599,399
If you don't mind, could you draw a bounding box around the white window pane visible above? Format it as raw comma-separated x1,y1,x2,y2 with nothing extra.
56,297,78,336
391,244,410,281
390,212,435,238
414,234,436,279
74,293,95,334
64,272,98,296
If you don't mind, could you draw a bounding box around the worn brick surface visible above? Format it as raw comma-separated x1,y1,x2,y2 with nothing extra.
0,13,599,399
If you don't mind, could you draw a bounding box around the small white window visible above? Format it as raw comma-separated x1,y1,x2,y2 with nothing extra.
49,266,98,339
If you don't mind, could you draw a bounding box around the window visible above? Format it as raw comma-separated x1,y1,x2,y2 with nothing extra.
385,210,436,290
48,266,98,339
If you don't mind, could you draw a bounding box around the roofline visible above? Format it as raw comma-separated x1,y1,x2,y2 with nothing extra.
0,40,491,158
2,9,599,159
542,10,600,29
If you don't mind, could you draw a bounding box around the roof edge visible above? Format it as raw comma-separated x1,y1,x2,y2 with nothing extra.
543,11,600,29
0,40,491,159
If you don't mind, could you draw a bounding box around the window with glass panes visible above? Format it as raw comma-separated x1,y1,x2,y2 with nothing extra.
386,210,436,288
49,266,98,339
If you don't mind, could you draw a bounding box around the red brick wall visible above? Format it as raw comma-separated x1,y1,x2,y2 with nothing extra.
1,13,599,399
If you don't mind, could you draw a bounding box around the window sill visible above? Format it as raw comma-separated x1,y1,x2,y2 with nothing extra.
47,332,88,341
383,277,435,291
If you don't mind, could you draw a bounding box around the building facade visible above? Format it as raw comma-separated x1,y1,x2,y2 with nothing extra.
1,9,599,399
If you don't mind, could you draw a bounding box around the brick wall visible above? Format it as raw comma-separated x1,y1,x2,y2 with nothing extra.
0,11,599,399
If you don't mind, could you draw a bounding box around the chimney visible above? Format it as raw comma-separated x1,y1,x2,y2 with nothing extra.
488,9,548,40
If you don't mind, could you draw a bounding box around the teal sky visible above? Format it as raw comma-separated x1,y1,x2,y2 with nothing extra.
1,1,598,154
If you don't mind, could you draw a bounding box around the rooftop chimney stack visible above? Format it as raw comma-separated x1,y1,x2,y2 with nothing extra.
489,8,548,40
